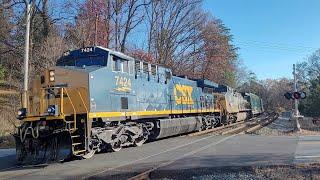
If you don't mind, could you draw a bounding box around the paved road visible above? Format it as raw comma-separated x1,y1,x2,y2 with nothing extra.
0,149,15,158
0,134,298,179
295,135,320,163
0,149,16,170
1,126,320,179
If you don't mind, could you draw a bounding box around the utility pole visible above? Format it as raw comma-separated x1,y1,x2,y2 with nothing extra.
93,0,98,46
23,1,31,108
94,13,98,46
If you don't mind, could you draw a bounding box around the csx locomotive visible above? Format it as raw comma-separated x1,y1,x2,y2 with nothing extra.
14,46,263,163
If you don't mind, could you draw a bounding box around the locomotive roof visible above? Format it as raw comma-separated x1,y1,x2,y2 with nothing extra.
96,46,134,61
60,46,171,71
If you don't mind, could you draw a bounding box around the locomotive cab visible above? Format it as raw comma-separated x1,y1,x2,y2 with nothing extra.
15,47,114,163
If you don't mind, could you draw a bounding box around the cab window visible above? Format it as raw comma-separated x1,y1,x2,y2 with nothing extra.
112,58,121,71
112,55,129,73
151,65,157,76
135,60,141,72
143,62,149,73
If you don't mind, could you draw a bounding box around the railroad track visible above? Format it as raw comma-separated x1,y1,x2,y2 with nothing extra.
188,112,277,137
129,112,279,180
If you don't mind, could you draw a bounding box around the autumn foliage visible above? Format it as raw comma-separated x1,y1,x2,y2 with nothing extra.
1,0,238,87
129,50,155,63
65,0,110,48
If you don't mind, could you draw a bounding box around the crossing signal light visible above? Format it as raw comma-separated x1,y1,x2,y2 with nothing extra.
284,92,292,100
293,92,300,99
300,92,307,99
284,91,307,100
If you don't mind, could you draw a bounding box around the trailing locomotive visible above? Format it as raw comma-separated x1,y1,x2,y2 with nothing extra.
213,85,264,123
14,46,263,164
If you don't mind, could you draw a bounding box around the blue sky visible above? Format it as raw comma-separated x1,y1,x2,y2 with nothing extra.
203,0,320,80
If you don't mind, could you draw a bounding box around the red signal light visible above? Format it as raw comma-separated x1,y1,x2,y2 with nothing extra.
293,92,301,99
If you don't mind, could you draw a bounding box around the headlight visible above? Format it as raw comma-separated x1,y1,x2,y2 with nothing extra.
49,76,55,82
17,108,27,120
49,70,55,82
18,110,23,116
49,70,55,76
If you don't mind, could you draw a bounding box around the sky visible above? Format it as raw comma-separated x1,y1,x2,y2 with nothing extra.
203,0,320,80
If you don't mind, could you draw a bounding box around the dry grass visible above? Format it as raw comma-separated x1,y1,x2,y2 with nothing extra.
254,164,320,180
180,164,320,179
298,129,320,136
0,90,19,95
297,117,320,136
0,92,20,148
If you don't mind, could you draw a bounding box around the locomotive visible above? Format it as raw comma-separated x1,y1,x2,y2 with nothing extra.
214,85,264,122
14,46,263,164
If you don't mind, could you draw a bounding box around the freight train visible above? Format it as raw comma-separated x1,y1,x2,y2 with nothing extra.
14,46,263,164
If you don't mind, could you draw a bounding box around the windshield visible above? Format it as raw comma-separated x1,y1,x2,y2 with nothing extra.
56,56,107,67
75,56,107,67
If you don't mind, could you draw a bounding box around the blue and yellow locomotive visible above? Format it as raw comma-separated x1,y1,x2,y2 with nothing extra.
14,46,263,163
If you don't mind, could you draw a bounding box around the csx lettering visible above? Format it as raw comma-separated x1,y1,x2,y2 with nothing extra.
174,84,194,105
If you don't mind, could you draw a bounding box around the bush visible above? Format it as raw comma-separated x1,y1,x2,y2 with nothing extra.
300,78,320,117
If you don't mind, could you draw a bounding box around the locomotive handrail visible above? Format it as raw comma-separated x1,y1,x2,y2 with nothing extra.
60,88,64,115
63,88,77,130
27,87,89,129
77,90,89,113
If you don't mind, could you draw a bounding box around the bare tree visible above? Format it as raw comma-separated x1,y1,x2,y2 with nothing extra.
108,0,150,52
145,0,205,67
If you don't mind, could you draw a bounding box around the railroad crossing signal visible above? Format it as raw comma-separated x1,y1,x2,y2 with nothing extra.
284,92,306,100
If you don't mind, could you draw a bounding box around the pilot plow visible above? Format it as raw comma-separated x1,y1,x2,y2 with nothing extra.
14,122,73,165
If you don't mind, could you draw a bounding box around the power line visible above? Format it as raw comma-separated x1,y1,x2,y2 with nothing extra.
235,40,318,53
237,40,317,50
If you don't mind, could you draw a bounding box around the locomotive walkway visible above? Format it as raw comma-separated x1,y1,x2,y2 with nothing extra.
1,115,320,179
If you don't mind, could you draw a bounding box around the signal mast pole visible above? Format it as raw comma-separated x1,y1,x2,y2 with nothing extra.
293,64,299,116
293,64,301,131
23,1,31,108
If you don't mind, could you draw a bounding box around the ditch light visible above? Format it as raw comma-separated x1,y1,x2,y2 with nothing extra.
47,105,59,116
17,108,27,120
